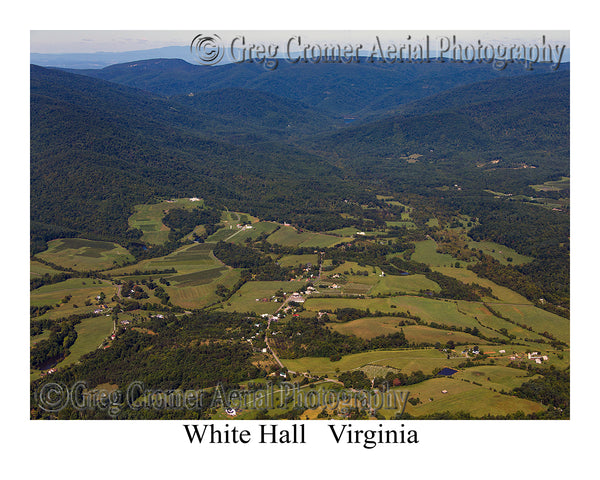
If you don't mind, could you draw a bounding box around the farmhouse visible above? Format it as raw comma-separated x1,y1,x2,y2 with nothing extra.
288,293,305,303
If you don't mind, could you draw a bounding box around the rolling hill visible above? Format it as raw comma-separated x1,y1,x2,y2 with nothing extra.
65,58,566,117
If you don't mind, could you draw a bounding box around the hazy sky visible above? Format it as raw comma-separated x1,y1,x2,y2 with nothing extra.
31,30,569,54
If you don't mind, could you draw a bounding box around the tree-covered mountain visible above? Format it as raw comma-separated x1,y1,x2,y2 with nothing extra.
303,71,569,195
30,65,354,248
65,58,566,117
171,87,338,141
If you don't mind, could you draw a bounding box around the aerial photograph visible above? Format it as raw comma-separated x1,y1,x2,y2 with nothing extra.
30,30,570,421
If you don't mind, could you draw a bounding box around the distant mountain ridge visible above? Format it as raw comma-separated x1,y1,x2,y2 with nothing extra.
61,57,569,117
31,46,197,69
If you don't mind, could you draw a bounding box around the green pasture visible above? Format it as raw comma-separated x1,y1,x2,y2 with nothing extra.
105,243,242,309
30,260,62,279
328,317,481,345
166,268,241,309
490,304,570,344
433,267,531,304
453,365,541,392
530,176,570,192
277,254,319,268
108,243,221,276
394,377,545,417
129,198,206,245
282,348,464,377
221,280,306,314
304,295,498,337
37,238,133,271
31,315,114,380
467,240,533,265
227,222,279,244
31,278,115,314
411,239,463,267
266,226,350,248
369,273,441,295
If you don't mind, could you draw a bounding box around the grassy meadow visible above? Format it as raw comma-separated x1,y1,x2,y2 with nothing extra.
128,198,205,245
266,225,351,248
37,238,133,271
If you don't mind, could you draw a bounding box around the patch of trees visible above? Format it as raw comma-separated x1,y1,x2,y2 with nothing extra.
30,305,54,318
339,370,371,390
31,311,264,396
469,257,569,317
271,317,409,359
120,280,149,300
213,241,292,280
373,370,431,390
153,286,170,305
163,207,221,241
30,272,73,291
30,320,79,369
511,366,570,410
423,271,482,302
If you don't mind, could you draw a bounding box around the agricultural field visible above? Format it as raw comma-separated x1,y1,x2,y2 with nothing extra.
433,266,531,304
266,225,351,248
107,243,242,309
530,176,570,192
328,317,481,345
30,278,115,319
227,222,280,244
221,210,258,226
36,238,133,271
304,295,499,338
467,240,533,265
221,280,305,315
325,261,381,277
369,273,441,295
56,315,115,368
452,365,542,392
129,198,205,245
411,239,465,267
277,254,319,268
282,348,464,377
206,226,238,242
182,225,206,242
167,268,241,309
391,377,545,417
326,227,364,236
400,325,482,345
454,301,547,342
30,260,62,279
489,304,570,344
108,243,222,276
